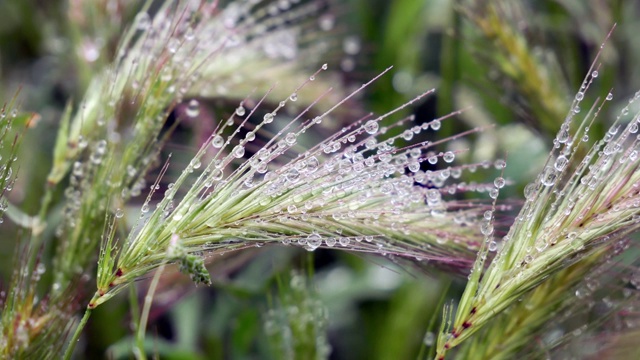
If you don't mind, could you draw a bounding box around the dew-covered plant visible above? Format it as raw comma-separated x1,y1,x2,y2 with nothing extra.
434,28,640,358
3,0,640,359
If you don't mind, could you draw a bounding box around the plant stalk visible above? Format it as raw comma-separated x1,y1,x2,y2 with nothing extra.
63,307,93,360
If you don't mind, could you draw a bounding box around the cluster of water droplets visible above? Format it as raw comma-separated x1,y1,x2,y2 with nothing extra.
0,108,19,224
491,60,640,272
127,65,506,269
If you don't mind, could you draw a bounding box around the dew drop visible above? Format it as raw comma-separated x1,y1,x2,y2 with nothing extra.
364,120,378,135
423,332,435,346
540,166,557,186
430,120,441,130
190,158,201,169
167,37,180,53
211,135,224,148
606,93,613,101
285,133,297,145
115,208,124,218
263,113,274,124
235,106,246,116
289,93,298,102
307,233,322,250
36,263,46,275
186,99,200,118
233,145,245,158
489,188,499,199
443,151,455,163
136,12,151,30
488,241,498,252
554,155,568,171
402,130,413,141
494,177,506,188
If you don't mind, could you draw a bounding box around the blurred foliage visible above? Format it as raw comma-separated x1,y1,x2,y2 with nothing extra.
1,0,639,359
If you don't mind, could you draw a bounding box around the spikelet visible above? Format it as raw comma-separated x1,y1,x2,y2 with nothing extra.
47,0,348,293
434,27,640,358
87,61,503,308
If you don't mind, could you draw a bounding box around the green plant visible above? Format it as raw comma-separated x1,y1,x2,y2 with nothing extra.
2,1,640,359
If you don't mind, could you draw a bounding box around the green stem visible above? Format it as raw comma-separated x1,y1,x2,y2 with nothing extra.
63,307,93,360
135,265,166,359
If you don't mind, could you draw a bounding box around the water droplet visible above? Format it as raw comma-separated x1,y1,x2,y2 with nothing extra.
233,145,245,158
78,136,88,149
321,63,328,70
481,222,494,235
488,241,498,252
211,169,223,180
343,36,361,55
423,332,435,346
286,168,300,182
554,155,568,171
96,140,107,154
307,233,322,250
141,204,150,213
401,130,413,141
285,132,297,145
167,37,180,53
494,177,506,188
319,14,335,31
190,158,201,169
263,113,274,124
364,120,378,135
184,27,195,41
211,135,224,148
115,208,124,218
430,120,441,130
186,99,200,118
540,166,557,186
592,70,599,78
489,188,499,199
73,161,83,177
36,263,46,275
235,106,246,116
494,159,507,169
289,93,298,102
443,151,455,163
136,12,151,30
575,92,584,101
606,93,613,101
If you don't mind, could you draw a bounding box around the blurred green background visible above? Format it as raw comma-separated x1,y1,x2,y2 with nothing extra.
0,0,637,359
